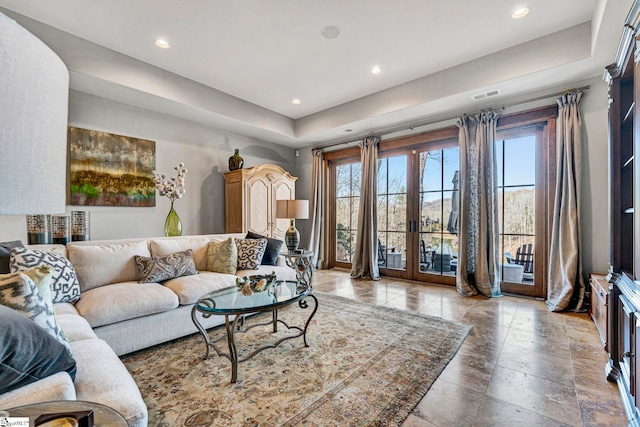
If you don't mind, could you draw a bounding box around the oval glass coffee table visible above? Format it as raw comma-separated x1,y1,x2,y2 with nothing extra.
191,280,318,383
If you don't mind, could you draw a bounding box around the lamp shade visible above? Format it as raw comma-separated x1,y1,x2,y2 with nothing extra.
0,12,69,214
276,199,309,219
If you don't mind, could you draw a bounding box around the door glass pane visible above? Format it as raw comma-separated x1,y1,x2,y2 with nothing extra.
335,163,360,264
377,155,407,271
418,147,459,277
497,135,536,284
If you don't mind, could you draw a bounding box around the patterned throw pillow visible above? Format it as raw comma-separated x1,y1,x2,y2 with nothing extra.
135,249,199,283
10,247,81,304
206,238,238,274
0,273,68,347
21,265,54,313
245,231,283,266
236,238,268,270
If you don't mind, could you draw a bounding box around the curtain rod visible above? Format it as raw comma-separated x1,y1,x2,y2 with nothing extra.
316,85,590,151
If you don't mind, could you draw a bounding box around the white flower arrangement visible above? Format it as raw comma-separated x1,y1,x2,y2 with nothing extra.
152,162,187,203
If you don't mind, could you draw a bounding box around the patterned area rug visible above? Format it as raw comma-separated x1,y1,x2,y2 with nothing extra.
122,292,471,426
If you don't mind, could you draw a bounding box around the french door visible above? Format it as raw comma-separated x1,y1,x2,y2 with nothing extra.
376,139,459,285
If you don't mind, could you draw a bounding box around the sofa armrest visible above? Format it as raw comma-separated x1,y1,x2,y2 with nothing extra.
276,255,287,267
0,372,76,409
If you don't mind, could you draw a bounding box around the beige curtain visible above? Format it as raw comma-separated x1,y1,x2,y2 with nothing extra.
308,149,324,268
547,91,585,312
456,112,501,297
351,137,380,280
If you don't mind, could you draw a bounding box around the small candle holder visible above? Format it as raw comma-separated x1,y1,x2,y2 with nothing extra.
71,211,90,241
26,214,51,244
51,215,70,245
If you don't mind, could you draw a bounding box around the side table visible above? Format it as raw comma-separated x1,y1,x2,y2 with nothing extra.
281,250,313,287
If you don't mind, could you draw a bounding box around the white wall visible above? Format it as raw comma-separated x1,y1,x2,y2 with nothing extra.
295,75,611,279
0,91,296,242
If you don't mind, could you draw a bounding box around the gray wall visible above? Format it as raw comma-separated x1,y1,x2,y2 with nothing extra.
0,91,296,242
295,75,611,280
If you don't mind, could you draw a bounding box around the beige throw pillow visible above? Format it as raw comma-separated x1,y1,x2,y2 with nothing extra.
206,238,238,274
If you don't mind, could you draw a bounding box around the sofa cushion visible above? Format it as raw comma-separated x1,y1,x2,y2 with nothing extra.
52,302,79,316
236,238,267,270
75,282,179,328
163,271,238,305
149,236,211,271
0,273,68,346
55,313,97,342
206,237,237,274
0,240,23,274
246,231,283,266
10,247,80,303
0,371,76,409
71,338,147,427
0,304,77,395
67,241,150,292
135,249,198,283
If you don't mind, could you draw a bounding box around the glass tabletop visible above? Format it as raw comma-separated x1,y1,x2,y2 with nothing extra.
195,280,311,314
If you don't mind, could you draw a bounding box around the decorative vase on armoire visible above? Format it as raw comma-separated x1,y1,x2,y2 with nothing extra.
229,149,244,171
164,202,182,237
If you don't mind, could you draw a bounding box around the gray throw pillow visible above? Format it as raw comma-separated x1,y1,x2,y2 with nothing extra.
0,304,76,395
10,247,81,303
135,249,199,283
0,240,24,274
236,238,268,270
245,232,283,266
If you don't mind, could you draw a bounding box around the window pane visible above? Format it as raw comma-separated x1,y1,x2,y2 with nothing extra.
388,194,406,231
377,195,388,232
336,165,351,197
504,136,535,186
420,151,442,192
387,156,407,194
351,163,361,196
503,186,535,235
377,159,387,195
443,147,459,191
420,192,442,232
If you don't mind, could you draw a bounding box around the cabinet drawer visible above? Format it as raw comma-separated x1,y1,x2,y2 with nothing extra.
589,274,609,350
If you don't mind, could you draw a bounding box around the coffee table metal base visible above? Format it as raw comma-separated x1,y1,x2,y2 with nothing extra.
191,293,318,383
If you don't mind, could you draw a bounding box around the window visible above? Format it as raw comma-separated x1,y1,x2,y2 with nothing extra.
335,162,360,265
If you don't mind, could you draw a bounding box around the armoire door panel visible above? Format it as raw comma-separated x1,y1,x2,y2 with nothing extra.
246,178,270,236
272,180,295,239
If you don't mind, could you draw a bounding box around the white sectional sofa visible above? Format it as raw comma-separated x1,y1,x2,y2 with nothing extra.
0,233,297,427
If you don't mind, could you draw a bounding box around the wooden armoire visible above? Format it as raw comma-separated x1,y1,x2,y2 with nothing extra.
224,164,297,239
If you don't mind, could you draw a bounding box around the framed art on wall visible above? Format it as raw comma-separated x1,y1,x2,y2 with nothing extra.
68,127,156,207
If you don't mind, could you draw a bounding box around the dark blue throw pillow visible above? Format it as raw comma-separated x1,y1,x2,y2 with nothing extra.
0,304,76,394
0,240,24,274
245,232,283,266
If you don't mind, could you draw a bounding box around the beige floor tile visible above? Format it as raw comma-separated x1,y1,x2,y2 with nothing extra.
401,414,440,427
485,366,581,426
496,344,576,387
412,379,484,427
472,395,574,427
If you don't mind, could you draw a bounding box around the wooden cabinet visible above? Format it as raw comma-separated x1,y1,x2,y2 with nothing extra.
224,164,297,239
589,273,609,350
605,2,640,424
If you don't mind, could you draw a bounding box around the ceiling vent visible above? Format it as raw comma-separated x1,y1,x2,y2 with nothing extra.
472,89,501,101
337,128,354,135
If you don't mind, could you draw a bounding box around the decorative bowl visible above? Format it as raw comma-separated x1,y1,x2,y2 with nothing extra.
235,271,277,296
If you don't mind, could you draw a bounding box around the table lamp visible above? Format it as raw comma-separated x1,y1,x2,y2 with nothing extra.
276,200,309,252
0,13,69,216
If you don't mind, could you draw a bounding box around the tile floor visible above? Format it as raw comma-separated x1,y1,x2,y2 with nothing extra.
312,269,628,427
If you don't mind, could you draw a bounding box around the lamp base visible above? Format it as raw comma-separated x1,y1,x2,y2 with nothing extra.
285,220,300,252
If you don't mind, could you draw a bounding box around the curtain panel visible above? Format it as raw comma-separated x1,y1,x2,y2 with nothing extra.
308,149,325,269
350,137,380,280
456,111,501,297
547,91,585,312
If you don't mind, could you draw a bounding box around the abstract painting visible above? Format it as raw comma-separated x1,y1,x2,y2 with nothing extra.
68,127,156,207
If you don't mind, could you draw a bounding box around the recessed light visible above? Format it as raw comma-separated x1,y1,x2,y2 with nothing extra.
292,98,301,105
369,65,383,75
321,25,340,40
512,6,530,19
154,39,170,48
